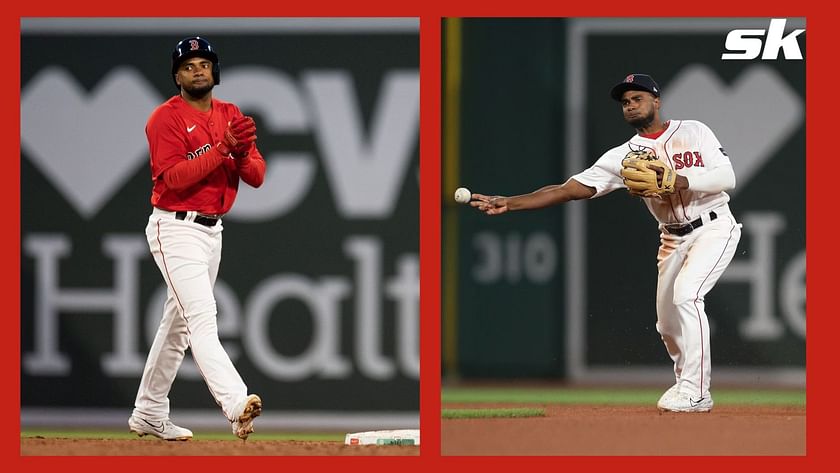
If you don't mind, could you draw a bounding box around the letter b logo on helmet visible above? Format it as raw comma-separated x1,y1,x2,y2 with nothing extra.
171,36,220,89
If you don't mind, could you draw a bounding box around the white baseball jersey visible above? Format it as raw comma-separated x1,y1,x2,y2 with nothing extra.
572,119,733,224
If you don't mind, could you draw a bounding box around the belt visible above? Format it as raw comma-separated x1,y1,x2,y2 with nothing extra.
175,211,220,227
663,211,717,237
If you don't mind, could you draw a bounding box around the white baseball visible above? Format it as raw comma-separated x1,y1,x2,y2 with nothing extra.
454,187,472,204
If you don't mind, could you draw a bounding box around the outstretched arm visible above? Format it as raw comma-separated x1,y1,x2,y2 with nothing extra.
470,178,596,215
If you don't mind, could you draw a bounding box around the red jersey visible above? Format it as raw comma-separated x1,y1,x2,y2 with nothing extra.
146,95,266,215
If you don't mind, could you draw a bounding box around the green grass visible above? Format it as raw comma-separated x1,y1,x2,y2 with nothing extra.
441,387,806,406
442,407,545,419
21,430,344,441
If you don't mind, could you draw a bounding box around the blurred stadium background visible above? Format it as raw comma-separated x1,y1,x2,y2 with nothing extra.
20,17,418,434
442,18,805,391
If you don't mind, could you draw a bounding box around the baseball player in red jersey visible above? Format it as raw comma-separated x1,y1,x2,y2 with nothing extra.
471,74,742,413
128,36,265,440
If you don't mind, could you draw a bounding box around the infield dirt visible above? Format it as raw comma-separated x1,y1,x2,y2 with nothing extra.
21,438,419,456
441,403,805,455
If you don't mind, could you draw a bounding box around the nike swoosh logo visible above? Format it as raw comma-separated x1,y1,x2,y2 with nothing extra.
187,125,197,133
689,397,704,407
142,418,165,433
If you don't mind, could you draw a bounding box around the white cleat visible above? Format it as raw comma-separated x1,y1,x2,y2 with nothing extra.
129,415,193,441
658,391,714,413
656,383,680,410
231,394,263,440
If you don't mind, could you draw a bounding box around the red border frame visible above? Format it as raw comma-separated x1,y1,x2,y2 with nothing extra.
6,3,828,471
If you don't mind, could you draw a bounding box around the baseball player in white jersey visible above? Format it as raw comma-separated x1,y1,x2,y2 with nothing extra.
471,73,742,412
128,36,265,440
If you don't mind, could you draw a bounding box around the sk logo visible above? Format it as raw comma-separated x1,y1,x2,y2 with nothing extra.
722,18,804,60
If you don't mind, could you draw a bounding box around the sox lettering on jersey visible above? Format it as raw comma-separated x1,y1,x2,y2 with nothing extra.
186,143,212,160
671,151,705,170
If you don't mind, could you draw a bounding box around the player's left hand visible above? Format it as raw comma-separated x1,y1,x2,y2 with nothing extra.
470,193,509,215
229,116,257,158
217,116,256,157
620,151,675,198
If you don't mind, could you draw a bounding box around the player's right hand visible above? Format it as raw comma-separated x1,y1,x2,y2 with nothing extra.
470,193,509,215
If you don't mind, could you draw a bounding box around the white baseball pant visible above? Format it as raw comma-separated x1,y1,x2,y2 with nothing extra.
132,208,248,422
655,206,742,399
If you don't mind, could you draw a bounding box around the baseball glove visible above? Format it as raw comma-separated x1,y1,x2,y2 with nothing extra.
620,150,675,198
